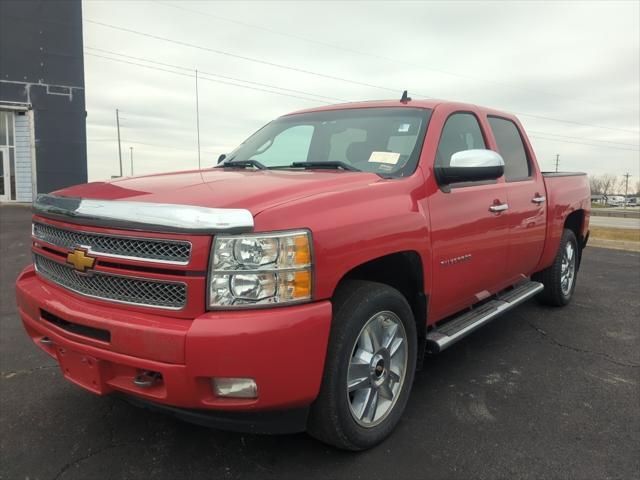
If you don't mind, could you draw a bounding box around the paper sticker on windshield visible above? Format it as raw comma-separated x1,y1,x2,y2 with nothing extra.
368,151,400,164
398,123,411,133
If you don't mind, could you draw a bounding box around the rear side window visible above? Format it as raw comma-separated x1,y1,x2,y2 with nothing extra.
488,117,531,181
436,113,486,167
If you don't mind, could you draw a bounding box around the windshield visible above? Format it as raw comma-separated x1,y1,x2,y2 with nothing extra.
222,107,432,177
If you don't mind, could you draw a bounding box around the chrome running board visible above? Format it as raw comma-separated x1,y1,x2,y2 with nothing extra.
426,280,544,354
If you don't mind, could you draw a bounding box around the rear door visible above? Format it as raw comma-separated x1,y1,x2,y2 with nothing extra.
427,110,511,321
487,116,546,278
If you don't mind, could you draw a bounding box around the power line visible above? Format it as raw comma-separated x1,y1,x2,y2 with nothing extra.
527,130,639,148
85,46,346,102
529,135,640,151
513,111,638,135
84,19,415,97
88,46,640,150
85,52,329,104
87,54,640,155
98,46,636,150
154,0,632,114
84,18,640,136
88,138,219,155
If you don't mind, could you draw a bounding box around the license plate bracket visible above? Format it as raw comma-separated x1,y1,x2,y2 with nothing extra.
56,348,106,394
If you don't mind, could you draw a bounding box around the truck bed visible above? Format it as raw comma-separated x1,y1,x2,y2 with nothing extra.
536,171,591,271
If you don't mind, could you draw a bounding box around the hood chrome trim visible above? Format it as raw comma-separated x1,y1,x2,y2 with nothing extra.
34,194,254,234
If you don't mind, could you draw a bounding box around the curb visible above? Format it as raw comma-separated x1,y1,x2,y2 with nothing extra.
591,209,640,219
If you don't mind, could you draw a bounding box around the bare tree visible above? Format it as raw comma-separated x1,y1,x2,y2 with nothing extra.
587,174,634,197
589,175,604,195
599,174,618,197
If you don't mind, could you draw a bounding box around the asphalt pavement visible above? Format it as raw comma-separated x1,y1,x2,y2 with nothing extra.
1,204,639,480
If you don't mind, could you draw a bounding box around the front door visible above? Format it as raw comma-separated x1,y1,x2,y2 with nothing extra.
0,147,10,202
427,111,511,322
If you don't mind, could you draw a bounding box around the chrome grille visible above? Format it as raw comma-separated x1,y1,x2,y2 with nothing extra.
32,222,191,264
34,254,187,310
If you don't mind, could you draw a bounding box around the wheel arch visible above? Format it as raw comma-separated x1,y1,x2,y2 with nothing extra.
564,209,586,268
332,251,428,368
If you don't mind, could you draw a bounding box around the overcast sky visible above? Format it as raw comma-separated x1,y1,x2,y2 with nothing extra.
82,0,640,184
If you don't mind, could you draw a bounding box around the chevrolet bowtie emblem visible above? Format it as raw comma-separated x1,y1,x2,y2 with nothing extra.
66,249,96,272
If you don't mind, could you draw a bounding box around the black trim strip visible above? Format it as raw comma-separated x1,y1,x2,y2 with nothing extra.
118,394,309,434
542,172,587,177
40,309,111,343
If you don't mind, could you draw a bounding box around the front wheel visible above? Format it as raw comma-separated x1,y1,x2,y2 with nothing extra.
534,228,579,306
307,280,417,451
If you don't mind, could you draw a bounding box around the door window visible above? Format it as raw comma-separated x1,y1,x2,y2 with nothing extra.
488,117,531,181
0,111,16,201
0,149,8,199
436,113,486,167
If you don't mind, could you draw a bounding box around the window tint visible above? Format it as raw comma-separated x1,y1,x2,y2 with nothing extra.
436,113,486,167
488,117,531,181
251,125,314,167
227,108,431,177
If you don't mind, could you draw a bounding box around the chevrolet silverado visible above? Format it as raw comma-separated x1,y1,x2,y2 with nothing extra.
16,97,590,450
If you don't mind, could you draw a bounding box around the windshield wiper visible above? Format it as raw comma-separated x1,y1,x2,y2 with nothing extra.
290,161,359,172
221,159,267,170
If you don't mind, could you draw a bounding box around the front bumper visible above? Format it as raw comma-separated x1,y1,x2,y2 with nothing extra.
15,266,332,432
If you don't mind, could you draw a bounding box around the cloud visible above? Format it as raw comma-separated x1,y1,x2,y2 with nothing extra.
83,0,640,181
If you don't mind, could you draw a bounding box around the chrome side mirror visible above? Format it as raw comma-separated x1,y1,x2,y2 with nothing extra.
437,149,505,184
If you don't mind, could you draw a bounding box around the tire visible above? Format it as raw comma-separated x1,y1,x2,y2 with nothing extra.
307,280,417,450
534,228,579,306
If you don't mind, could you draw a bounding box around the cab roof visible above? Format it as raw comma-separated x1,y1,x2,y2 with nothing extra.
286,99,518,122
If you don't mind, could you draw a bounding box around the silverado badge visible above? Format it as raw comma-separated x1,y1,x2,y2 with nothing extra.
66,248,96,272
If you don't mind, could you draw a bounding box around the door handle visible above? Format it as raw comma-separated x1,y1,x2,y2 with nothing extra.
532,195,546,204
489,203,509,212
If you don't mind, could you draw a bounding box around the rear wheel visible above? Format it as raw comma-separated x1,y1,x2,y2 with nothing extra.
307,281,417,450
534,228,579,306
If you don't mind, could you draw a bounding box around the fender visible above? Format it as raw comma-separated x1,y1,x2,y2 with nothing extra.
253,173,431,301
535,173,590,272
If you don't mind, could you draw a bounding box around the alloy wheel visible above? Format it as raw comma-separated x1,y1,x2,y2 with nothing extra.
560,242,576,296
346,311,408,427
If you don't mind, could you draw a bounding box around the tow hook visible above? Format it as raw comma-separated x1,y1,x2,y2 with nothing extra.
133,370,162,388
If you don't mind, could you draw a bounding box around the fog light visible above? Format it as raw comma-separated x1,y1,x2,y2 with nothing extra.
212,377,258,398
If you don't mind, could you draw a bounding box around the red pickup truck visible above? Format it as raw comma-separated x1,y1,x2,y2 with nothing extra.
16,98,590,450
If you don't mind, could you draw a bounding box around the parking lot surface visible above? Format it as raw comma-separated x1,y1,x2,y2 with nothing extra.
1,204,639,480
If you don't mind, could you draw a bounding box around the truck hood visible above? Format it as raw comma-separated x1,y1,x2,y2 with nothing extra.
54,168,381,216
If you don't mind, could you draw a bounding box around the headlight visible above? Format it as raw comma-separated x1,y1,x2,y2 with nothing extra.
208,230,312,308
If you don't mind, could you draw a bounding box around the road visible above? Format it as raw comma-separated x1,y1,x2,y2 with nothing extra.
1,204,639,480
590,215,640,230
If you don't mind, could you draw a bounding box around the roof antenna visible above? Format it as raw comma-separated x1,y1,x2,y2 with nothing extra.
400,90,411,103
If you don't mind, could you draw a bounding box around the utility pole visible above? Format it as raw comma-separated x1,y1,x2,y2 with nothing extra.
623,172,631,209
554,154,560,172
195,69,201,169
116,108,123,177
130,147,134,176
